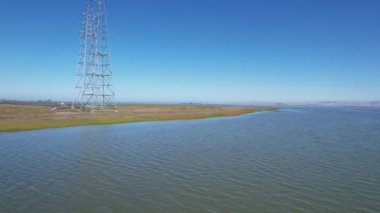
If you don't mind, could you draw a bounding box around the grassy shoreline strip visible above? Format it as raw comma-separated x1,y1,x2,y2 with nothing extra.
0,105,276,132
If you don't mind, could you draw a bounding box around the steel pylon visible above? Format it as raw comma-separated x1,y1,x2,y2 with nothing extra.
73,0,115,111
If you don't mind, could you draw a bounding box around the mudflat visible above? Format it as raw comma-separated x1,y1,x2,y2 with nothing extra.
0,104,275,132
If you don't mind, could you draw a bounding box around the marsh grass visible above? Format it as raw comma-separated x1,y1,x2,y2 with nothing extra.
0,104,275,132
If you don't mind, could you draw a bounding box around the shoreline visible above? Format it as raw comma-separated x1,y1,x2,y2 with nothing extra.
0,104,276,132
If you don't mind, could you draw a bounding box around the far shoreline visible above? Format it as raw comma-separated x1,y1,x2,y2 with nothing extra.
0,104,276,132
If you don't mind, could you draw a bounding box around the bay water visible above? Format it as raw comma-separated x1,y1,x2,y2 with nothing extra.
1,107,379,212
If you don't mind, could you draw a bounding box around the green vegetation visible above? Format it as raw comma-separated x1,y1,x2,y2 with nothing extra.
0,104,276,132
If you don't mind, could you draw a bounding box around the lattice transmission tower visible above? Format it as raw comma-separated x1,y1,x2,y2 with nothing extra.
73,0,115,111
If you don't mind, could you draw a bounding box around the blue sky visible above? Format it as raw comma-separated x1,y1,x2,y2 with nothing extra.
0,0,379,103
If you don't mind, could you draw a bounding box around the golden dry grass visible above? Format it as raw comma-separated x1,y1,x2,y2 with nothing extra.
0,104,275,132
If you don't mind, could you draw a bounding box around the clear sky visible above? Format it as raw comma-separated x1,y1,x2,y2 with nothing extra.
0,0,379,103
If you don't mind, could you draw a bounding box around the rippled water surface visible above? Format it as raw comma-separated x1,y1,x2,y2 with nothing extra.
1,107,380,212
